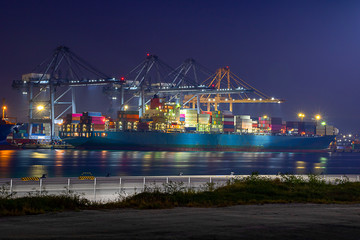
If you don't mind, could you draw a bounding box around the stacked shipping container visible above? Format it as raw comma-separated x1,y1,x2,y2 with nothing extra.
235,115,252,133
223,111,234,133
211,111,223,132
316,125,336,136
71,113,82,124
198,112,211,132
270,117,282,134
258,116,270,133
181,109,197,131
81,112,106,131
118,111,139,131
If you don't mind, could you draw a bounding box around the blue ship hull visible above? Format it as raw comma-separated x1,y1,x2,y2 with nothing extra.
61,131,335,152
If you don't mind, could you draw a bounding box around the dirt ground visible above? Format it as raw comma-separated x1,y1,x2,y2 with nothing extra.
1,204,360,239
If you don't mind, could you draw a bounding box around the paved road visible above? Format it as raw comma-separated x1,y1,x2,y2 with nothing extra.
1,204,360,239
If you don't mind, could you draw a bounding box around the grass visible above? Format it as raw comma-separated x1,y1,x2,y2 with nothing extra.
113,174,360,208
2,174,360,216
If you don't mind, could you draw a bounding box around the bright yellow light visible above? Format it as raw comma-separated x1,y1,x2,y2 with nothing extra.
298,113,305,118
263,115,268,119
2,106,6,110
124,105,128,110
315,114,321,120
37,105,44,111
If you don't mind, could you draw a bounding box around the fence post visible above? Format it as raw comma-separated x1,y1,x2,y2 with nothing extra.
166,177,169,184
119,177,122,193
143,177,146,190
68,178,70,194
357,176,359,182
210,177,212,183
40,178,42,194
94,178,97,201
188,177,191,188
10,179,12,194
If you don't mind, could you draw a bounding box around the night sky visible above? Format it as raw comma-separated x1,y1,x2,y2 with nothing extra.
1,0,359,133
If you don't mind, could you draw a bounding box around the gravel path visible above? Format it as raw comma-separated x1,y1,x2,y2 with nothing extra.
1,204,360,239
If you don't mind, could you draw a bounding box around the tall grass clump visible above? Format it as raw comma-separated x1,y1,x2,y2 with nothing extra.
114,173,360,209
0,188,90,216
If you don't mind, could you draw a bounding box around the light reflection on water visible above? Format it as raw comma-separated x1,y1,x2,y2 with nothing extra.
0,149,359,178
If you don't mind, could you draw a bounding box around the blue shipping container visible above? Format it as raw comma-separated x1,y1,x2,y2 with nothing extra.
88,112,102,117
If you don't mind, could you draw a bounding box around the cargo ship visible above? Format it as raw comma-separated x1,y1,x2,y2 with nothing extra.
59,96,337,152
61,131,335,152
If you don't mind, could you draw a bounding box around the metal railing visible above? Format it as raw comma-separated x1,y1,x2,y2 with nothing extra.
0,175,359,202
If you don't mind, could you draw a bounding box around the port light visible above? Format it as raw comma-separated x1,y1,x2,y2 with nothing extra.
37,105,44,111
321,121,326,126
2,106,6,110
124,105,128,110
315,114,321,120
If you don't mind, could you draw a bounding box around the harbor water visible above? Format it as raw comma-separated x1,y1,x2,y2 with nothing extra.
0,149,360,178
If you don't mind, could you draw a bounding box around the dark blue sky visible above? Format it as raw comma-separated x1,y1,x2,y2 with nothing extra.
1,0,359,133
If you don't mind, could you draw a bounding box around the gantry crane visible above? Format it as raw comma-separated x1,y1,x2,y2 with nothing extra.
183,66,284,111
12,46,122,139
103,55,252,116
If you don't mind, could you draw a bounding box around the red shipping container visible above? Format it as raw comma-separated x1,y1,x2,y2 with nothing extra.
124,114,139,119
224,129,234,132
201,111,212,115
91,116,105,120
223,121,234,125
92,122,105,125
91,117,105,123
